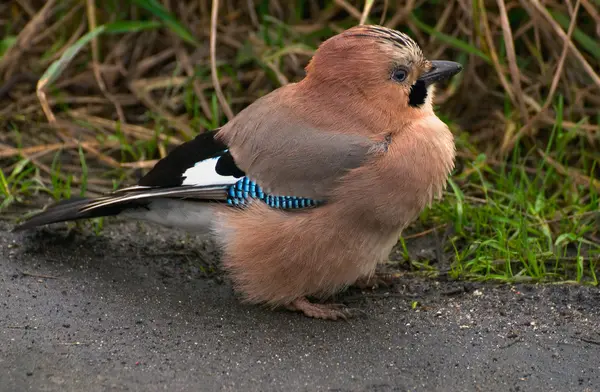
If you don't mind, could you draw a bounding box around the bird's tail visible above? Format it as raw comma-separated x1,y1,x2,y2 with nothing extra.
13,185,227,232
12,195,147,231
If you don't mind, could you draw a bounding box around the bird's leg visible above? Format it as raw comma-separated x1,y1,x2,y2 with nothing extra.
285,297,357,320
353,272,404,290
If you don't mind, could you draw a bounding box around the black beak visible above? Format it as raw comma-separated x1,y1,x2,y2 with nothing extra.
418,60,462,87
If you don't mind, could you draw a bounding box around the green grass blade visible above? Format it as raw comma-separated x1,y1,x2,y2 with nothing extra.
78,145,88,197
8,158,32,181
0,169,9,198
104,20,163,34
0,36,17,58
447,178,465,233
129,0,199,46
39,19,167,90
39,25,106,88
549,10,600,60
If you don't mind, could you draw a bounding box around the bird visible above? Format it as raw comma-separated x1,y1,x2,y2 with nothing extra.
14,25,462,320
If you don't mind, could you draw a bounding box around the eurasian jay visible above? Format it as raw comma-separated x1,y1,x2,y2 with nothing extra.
15,25,462,320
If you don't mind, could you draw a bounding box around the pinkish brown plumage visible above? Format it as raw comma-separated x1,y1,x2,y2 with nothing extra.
214,25,457,319
15,25,461,320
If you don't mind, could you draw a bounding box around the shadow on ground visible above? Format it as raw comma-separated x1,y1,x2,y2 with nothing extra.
1,220,599,392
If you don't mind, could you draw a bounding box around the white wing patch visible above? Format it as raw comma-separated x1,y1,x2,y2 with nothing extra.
181,156,238,186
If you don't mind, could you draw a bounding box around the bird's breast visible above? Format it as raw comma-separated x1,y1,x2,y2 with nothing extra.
330,115,455,232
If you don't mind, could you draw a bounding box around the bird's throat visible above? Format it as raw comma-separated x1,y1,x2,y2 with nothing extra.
408,80,428,107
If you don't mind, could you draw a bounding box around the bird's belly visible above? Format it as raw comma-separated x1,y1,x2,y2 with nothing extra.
356,227,403,277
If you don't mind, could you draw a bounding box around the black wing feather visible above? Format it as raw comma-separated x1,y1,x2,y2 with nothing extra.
138,129,244,187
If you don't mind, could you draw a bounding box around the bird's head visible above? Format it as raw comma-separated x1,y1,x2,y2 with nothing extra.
304,25,462,116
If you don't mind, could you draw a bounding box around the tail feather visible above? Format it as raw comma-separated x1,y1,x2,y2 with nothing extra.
78,185,226,214
13,185,228,232
12,196,147,232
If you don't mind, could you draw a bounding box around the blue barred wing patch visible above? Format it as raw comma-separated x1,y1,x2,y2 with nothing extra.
226,177,321,209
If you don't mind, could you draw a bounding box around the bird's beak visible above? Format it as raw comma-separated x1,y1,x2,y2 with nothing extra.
418,60,463,87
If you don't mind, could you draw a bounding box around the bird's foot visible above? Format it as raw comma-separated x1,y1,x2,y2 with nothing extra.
353,272,404,290
285,297,362,321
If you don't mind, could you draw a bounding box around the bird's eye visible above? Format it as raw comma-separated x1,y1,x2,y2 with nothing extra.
392,68,408,82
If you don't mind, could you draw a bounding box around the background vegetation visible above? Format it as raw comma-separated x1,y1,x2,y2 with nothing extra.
0,0,598,283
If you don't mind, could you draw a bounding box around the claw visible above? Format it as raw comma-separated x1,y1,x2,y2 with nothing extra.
285,297,365,320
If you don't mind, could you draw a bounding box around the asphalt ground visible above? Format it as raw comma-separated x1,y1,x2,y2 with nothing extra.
2,220,600,392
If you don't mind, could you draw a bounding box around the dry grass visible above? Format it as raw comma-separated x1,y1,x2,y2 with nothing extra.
0,0,597,190
0,0,598,282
